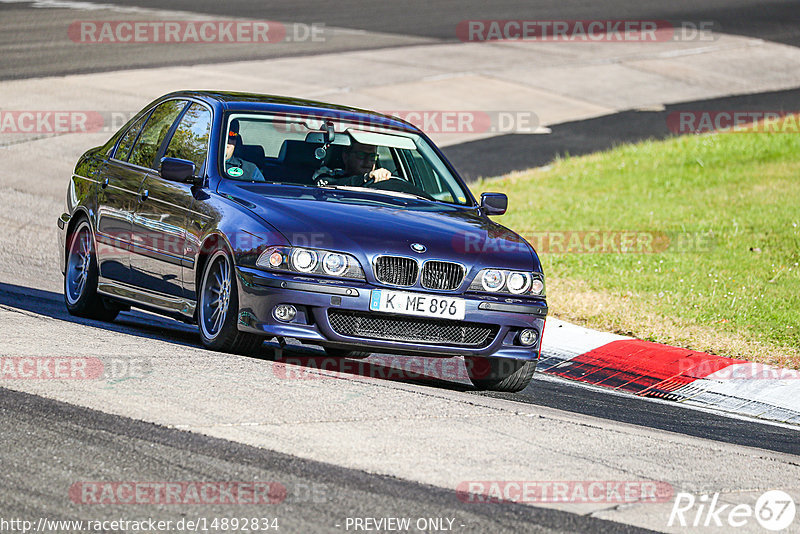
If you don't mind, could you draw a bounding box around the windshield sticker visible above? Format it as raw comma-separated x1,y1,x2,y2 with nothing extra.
227,167,244,177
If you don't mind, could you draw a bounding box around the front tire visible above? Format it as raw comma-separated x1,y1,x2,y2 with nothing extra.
64,219,119,322
465,356,536,392
198,249,263,354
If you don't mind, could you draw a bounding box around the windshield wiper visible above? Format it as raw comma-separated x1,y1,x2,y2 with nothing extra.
318,185,430,202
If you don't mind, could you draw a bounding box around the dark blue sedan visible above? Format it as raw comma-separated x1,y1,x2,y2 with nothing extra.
58,91,547,392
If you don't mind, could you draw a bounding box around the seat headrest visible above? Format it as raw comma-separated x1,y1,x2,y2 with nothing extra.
278,140,322,166
234,144,265,162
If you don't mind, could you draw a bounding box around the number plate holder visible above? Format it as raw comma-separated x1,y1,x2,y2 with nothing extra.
369,289,466,321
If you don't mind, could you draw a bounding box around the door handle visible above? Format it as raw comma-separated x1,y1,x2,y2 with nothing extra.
140,189,149,202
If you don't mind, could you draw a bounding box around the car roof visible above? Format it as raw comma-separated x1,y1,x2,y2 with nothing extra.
163,90,421,134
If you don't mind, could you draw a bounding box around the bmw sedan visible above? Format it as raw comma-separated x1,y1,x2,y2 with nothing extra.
58,91,547,392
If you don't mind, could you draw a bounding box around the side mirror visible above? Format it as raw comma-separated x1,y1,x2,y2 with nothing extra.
160,157,200,185
481,192,508,216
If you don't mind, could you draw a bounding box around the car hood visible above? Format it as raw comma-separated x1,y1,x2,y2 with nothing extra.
220,183,541,273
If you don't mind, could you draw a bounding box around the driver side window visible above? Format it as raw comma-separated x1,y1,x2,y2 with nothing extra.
164,103,212,171
128,100,187,169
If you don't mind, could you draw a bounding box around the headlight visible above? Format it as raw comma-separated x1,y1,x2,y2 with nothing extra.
257,246,365,280
291,248,317,272
506,272,531,294
481,269,505,291
470,269,545,297
322,252,348,276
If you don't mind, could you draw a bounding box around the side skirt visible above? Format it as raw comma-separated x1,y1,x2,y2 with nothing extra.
97,277,196,322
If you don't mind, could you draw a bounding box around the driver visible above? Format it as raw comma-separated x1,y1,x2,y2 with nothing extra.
225,130,265,182
313,142,392,187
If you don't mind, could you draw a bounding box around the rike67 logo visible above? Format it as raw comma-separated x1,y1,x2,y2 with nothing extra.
668,490,796,531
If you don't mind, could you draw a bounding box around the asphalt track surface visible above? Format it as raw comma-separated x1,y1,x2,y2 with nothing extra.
3,283,798,458
15,0,800,48
0,387,655,534
122,0,800,47
444,86,800,180
3,0,800,79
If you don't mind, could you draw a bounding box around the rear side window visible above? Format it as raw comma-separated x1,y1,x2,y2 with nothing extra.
128,100,187,169
376,145,398,175
163,103,212,170
114,112,149,161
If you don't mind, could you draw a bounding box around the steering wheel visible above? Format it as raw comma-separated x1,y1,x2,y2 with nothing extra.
363,176,435,200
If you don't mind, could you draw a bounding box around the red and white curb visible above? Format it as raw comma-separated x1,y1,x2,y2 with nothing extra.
539,319,800,426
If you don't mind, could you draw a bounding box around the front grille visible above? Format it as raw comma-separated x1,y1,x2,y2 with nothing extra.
374,256,418,286
328,310,497,347
421,261,465,290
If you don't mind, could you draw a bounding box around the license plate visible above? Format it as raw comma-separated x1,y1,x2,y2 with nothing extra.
369,289,466,321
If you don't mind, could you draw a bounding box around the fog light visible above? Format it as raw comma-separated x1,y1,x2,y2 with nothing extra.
518,328,538,346
274,304,297,322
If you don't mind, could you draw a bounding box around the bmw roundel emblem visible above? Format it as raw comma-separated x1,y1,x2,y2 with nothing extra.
410,243,427,253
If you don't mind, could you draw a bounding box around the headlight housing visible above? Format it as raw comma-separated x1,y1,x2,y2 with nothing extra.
469,269,545,297
257,246,365,280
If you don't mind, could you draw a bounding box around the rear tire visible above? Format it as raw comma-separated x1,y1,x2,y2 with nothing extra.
465,356,536,392
323,347,371,359
198,249,263,354
64,218,119,322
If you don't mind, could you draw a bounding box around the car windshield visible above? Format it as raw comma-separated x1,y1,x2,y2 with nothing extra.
220,113,473,206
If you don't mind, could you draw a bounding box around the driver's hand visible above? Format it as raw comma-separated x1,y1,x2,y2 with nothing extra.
368,168,392,182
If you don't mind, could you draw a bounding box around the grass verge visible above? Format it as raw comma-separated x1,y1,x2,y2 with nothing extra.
472,124,800,368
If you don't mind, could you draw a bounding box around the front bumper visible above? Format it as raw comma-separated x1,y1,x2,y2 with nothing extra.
236,267,547,361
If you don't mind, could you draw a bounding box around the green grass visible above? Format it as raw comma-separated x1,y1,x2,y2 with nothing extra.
472,128,800,364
